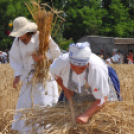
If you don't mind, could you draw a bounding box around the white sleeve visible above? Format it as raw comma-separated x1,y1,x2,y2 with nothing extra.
46,38,60,61
10,38,24,76
91,66,110,99
50,53,69,79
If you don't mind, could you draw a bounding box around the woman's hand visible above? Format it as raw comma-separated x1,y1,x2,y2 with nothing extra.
56,77,74,100
63,88,74,100
13,76,20,89
76,96,108,124
32,54,44,62
76,113,89,124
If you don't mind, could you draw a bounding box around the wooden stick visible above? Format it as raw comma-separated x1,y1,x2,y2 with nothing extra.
69,96,77,130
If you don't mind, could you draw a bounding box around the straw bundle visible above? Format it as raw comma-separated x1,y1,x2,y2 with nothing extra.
25,0,63,83
6,101,134,134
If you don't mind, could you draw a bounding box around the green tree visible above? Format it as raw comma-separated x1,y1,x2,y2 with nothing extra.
0,0,31,50
41,0,67,50
109,0,134,37
63,0,107,42
0,0,67,50
101,0,134,37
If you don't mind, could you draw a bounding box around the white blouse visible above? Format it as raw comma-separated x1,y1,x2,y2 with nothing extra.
50,53,110,99
10,32,60,81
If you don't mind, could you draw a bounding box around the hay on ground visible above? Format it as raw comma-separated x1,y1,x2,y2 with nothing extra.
4,101,134,134
1,64,134,133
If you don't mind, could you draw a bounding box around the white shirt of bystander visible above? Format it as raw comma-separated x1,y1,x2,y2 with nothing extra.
2,52,7,57
111,54,120,63
106,58,112,65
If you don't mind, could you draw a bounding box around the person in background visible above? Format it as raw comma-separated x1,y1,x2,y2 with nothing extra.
127,50,133,64
0,51,7,63
96,53,103,59
117,50,124,64
105,53,112,65
97,49,104,59
99,53,104,59
110,49,120,64
101,49,104,58
5,49,10,63
2,50,7,57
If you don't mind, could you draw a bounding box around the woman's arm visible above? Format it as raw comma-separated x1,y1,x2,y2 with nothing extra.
76,96,108,124
10,38,24,88
13,76,21,89
56,77,74,100
47,38,60,61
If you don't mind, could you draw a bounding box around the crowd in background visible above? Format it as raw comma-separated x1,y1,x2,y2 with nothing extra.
0,48,134,65
97,49,134,65
0,49,9,64
61,48,134,65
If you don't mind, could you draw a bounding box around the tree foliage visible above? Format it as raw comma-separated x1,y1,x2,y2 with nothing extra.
101,0,134,37
0,0,67,50
63,0,107,42
1,0,134,50
0,0,31,50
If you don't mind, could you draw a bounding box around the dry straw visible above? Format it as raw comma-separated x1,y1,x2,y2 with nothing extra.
111,64,134,101
0,64,20,133
1,64,134,133
0,64,134,134
5,101,134,134
25,0,64,85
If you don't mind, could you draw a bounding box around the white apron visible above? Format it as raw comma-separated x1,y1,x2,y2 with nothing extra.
12,80,59,134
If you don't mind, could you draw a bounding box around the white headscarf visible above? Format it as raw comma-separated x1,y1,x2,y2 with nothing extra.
69,42,91,66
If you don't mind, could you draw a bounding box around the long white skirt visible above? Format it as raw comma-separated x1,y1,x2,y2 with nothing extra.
12,80,59,134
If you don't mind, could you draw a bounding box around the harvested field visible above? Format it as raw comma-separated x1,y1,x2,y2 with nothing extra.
0,64,134,133
9,101,134,134
0,64,20,133
112,64,134,101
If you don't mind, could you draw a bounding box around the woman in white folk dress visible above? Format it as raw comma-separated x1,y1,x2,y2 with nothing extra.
50,42,121,124
9,16,60,133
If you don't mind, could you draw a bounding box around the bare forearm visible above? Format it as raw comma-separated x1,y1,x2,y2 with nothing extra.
56,77,74,100
84,96,108,118
13,75,20,89
56,77,69,91
56,77,65,89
